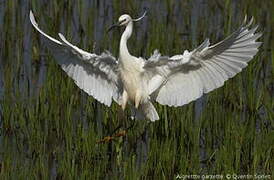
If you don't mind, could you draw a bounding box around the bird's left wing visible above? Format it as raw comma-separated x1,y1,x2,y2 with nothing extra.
30,11,122,106
144,17,262,107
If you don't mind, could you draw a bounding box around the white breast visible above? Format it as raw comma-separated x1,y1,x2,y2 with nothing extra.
119,57,147,103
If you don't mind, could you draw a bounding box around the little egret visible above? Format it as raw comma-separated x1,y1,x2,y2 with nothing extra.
29,11,261,121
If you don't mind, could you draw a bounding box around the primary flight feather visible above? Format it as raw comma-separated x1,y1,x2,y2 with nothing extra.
29,11,261,121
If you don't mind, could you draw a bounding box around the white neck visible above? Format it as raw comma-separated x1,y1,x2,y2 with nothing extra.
119,21,133,63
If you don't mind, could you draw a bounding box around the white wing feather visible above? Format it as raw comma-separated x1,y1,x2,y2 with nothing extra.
145,17,262,107
30,11,122,106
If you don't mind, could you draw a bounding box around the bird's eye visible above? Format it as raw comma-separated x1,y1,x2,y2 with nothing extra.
119,19,127,24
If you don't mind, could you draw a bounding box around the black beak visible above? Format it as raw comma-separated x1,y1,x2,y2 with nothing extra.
107,22,120,33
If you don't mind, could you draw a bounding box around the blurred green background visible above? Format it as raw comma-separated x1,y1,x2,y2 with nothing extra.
0,0,273,179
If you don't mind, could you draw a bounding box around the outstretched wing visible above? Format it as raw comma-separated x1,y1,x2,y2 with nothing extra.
30,11,122,106
144,17,262,107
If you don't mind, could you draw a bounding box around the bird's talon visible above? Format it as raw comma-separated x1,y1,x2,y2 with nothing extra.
96,131,127,144
113,130,127,137
96,136,114,144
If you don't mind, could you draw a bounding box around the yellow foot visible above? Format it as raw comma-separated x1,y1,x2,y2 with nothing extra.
96,136,114,144
96,130,127,144
113,130,127,137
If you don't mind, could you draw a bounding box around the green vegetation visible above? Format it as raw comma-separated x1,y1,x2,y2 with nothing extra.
0,0,273,179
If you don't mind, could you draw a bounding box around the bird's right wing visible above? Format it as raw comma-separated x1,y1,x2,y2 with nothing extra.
144,17,262,107
30,11,122,106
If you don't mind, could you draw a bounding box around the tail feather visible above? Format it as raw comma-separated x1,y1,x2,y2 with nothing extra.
131,102,159,121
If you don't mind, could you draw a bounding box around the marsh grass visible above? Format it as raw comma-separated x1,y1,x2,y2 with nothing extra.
0,0,273,179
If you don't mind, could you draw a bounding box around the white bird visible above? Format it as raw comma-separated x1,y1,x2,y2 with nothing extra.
29,11,262,121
